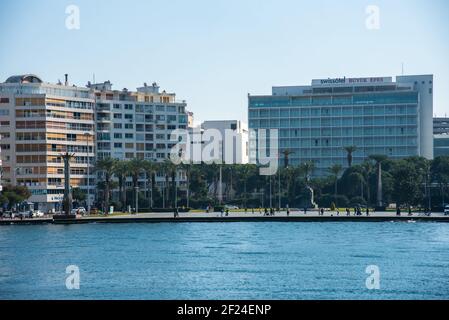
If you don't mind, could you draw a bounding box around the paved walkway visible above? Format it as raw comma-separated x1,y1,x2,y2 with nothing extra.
2,210,448,225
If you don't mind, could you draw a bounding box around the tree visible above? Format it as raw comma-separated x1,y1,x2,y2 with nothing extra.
299,161,315,183
96,157,116,213
143,160,157,209
343,146,357,167
0,185,31,210
392,160,423,208
113,160,129,211
431,156,449,208
281,149,295,168
72,188,86,207
328,164,343,200
127,158,145,211
368,154,387,208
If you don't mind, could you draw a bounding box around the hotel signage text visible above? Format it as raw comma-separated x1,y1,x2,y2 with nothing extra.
312,77,392,86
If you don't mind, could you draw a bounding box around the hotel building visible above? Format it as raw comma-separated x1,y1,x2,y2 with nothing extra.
248,75,434,175
0,74,95,211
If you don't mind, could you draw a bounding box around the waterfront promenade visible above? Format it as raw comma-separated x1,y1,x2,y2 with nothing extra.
1,210,449,225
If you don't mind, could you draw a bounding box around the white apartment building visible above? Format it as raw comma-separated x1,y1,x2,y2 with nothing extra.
200,120,249,164
0,74,96,211
91,81,190,191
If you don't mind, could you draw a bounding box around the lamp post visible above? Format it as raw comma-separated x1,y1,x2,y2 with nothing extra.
84,132,92,214
135,186,139,214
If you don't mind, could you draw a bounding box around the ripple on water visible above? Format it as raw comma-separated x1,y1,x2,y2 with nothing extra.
0,222,449,299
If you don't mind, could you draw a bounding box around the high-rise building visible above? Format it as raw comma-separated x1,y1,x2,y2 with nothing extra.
0,74,95,211
90,81,188,162
90,81,190,197
248,75,433,175
433,117,449,157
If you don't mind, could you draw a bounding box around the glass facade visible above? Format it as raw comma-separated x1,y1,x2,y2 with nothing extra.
249,89,420,175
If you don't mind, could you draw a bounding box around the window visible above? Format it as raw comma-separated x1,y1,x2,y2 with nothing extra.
114,133,122,139
114,123,122,129
113,113,122,119
125,133,134,139
114,143,123,148
124,104,133,110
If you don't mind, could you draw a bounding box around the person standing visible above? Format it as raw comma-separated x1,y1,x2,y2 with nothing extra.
346,208,350,216
366,207,369,216
396,207,401,216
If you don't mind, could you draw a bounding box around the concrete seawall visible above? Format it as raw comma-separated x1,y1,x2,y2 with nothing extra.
1,212,449,225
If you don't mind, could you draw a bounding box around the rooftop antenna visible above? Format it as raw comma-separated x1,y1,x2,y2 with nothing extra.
93,73,95,85
401,62,404,75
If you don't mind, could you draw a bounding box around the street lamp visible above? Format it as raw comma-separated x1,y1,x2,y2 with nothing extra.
84,132,92,214
135,186,139,214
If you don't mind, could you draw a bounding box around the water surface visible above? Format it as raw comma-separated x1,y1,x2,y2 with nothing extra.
0,222,448,299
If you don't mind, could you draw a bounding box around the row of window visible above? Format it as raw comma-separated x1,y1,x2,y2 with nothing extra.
250,116,417,128
249,105,417,118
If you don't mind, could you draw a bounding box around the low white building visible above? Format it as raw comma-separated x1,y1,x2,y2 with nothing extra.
201,120,249,164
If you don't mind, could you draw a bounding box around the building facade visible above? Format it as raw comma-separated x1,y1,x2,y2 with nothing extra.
0,74,95,211
91,81,190,192
0,75,191,211
434,117,449,157
248,75,434,175
201,120,249,164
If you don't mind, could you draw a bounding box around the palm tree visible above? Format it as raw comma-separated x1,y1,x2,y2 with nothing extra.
113,160,129,212
368,154,387,208
127,158,145,211
143,160,157,208
360,160,373,204
281,149,295,168
343,146,357,167
328,164,343,199
300,161,315,183
163,159,178,208
96,157,116,214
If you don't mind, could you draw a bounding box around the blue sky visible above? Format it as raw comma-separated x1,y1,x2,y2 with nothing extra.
1,0,448,123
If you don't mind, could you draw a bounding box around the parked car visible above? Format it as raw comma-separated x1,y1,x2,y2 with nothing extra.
32,210,45,218
18,211,32,219
3,211,15,219
71,207,86,215
444,205,449,216
224,205,239,210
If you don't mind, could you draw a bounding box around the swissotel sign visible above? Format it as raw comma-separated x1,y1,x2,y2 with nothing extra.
312,77,392,86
